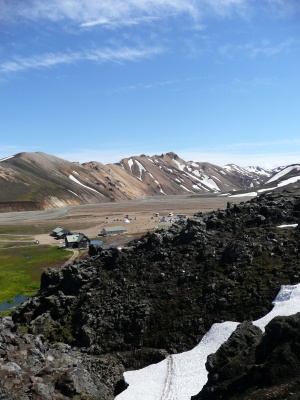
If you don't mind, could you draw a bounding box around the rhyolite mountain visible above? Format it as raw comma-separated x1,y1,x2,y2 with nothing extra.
0,151,284,212
2,184,300,398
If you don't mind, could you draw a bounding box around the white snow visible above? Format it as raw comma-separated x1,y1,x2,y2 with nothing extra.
212,175,221,182
201,175,220,191
229,192,257,198
67,189,79,197
69,175,101,194
219,170,226,175
254,284,300,331
155,179,166,194
147,173,166,194
72,171,79,175
192,170,201,177
257,187,277,193
245,166,271,177
116,283,300,400
128,158,134,171
192,185,201,190
116,321,239,400
165,167,174,173
173,159,186,171
277,175,300,187
135,160,146,181
180,184,192,192
175,178,181,183
266,165,300,184
148,158,154,163
183,171,220,192
277,224,298,228
0,155,14,162
223,164,240,172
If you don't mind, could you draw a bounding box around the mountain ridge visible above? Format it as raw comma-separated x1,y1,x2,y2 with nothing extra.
0,151,287,212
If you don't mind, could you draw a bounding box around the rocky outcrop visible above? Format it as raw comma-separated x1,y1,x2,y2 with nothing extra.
195,313,300,400
2,187,300,398
0,316,124,399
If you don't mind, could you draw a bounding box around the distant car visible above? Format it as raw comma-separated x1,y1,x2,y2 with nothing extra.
168,212,174,217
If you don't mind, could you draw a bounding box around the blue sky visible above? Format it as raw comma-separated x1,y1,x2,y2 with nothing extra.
1,0,300,168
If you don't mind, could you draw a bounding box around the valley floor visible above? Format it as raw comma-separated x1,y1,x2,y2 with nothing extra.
0,194,253,242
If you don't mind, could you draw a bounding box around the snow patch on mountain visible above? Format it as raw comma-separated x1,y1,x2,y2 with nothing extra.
173,159,186,171
135,160,146,181
266,165,300,184
67,189,79,197
245,166,271,177
69,175,100,194
180,184,192,192
128,158,134,171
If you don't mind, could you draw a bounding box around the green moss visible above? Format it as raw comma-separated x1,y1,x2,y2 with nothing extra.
0,310,12,317
0,245,71,303
47,324,74,344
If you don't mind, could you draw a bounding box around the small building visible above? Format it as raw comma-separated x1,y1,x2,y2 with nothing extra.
50,226,70,239
65,232,90,249
99,226,127,236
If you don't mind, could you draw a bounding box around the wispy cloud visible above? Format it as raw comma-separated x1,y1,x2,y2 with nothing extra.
243,38,297,58
0,0,199,24
0,0,267,27
212,76,276,94
219,38,297,59
80,15,164,29
108,76,204,94
0,46,164,74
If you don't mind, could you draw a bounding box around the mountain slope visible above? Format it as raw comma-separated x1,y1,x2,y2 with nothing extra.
0,151,275,211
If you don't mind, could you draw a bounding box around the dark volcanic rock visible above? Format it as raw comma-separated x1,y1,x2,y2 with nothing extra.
2,187,300,398
194,313,300,400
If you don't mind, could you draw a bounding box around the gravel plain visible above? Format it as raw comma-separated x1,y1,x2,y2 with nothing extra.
0,194,253,245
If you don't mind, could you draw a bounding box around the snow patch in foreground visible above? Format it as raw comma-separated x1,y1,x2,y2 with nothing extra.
116,283,300,400
116,322,238,400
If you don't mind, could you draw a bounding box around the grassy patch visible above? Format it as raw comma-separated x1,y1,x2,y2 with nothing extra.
0,245,71,303
0,241,37,249
0,225,55,235
0,234,34,241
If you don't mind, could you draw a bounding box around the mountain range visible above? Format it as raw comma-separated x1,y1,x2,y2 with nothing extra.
1,151,300,212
